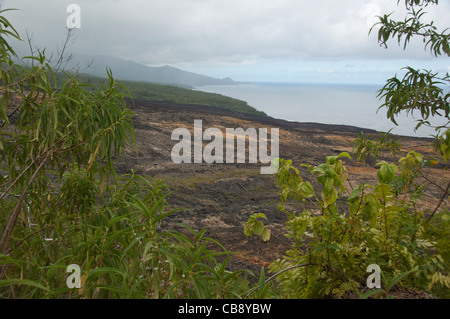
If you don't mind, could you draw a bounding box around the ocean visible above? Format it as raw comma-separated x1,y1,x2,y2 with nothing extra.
196,82,447,138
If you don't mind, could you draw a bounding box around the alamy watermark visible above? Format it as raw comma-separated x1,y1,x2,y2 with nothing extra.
366,264,381,289
66,264,81,289
171,120,279,174
66,4,81,29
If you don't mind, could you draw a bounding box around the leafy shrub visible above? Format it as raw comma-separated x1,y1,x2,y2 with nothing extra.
248,0,450,299
0,11,250,299
244,213,271,243
247,150,449,298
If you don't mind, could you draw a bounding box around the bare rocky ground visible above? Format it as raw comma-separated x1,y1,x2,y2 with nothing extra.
119,98,449,284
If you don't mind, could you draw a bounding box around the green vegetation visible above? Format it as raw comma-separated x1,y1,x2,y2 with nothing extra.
1,0,449,300
56,73,268,117
0,10,252,298
256,151,449,298
244,213,271,243
245,0,449,299
352,129,402,164
373,0,449,134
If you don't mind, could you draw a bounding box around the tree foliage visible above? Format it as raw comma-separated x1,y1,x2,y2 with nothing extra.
372,0,449,135
259,152,448,298
244,0,450,299
0,10,250,298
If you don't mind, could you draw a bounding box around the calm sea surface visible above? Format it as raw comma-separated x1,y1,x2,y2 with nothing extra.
196,82,447,138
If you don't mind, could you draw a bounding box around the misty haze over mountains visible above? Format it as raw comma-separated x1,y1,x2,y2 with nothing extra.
66,54,237,88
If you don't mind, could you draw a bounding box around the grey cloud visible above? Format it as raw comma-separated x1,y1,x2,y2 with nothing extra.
2,0,449,68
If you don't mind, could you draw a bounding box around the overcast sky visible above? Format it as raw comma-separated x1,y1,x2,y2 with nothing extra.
2,0,449,84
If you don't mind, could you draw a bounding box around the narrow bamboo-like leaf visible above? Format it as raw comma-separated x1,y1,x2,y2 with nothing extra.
387,268,418,291
358,288,384,299
0,278,50,292
87,140,101,174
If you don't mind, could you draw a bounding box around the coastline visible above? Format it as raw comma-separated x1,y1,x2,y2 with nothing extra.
194,82,446,138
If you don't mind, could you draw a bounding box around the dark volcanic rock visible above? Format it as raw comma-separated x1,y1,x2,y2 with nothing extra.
117,98,448,273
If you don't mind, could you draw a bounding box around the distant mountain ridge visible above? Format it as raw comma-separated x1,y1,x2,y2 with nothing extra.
67,54,237,88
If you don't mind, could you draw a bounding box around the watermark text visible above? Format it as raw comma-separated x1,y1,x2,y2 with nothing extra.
171,120,279,174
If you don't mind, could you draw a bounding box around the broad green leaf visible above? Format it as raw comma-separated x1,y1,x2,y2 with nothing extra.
377,161,398,183
300,182,314,198
253,220,264,236
261,228,271,242
244,226,253,237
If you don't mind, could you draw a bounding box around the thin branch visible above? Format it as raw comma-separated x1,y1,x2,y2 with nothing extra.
0,112,87,202
3,224,56,256
0,156,49,255
425,179,450,224
54,28,76,74
25,30,35,68
420,171,447,193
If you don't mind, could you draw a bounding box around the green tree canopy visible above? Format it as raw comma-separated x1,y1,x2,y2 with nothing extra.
372,0,449,138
